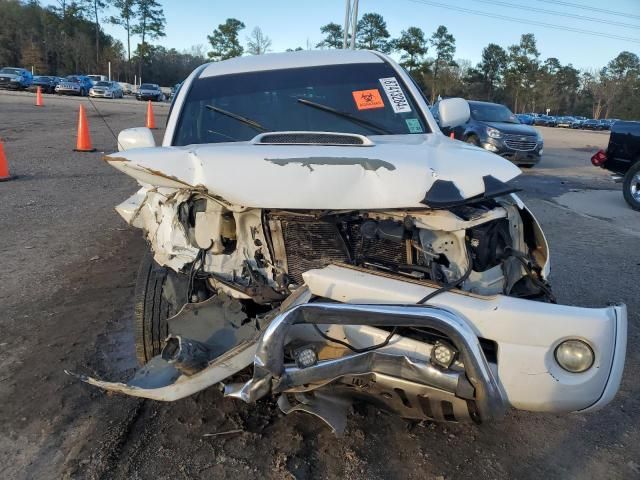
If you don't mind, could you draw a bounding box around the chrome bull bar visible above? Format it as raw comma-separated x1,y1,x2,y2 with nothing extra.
227,303,507,422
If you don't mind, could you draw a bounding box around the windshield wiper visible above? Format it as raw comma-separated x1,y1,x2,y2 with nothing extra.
205,104,269,133
296,98,392,135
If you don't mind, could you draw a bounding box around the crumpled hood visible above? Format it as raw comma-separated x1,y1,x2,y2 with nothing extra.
105,133,521,210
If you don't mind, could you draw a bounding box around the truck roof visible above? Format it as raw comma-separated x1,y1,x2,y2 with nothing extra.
200,49,384,78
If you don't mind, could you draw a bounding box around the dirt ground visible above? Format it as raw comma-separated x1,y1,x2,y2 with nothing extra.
0,91,638,480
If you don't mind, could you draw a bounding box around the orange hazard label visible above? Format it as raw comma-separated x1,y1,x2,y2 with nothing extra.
352,89,384,110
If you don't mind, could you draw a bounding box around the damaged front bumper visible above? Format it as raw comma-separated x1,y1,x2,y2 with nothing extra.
69,266,626,433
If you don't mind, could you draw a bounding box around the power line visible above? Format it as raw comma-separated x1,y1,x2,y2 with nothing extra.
407,0,640,44
471,0,640,29
531,0,640,21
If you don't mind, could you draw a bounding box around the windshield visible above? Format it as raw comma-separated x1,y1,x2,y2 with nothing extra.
65,76,81,83
0,68,22,75
469,103,518,124
95,81,111,87
173,62,429,146
140,84,157,90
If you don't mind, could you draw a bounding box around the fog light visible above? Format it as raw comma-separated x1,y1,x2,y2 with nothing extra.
482,143,499,152
431,341,457,368
294,346,317,369
555,340,594,373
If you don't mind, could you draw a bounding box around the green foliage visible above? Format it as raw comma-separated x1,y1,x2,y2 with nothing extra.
207,18,245,61
428,25,456,102
356,13,390,53
391,27,427,72
316,22,344,49
132,0,164,59
0,0,122,76
504,33,539,112
109,0,136,61
79,0,109,65
137,44,206,86
478,43,507,101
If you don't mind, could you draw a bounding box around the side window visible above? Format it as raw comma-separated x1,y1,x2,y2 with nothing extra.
430,103,440,123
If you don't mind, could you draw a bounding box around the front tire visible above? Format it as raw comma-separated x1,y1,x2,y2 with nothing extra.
133,251,187,365
465,134,480,147
622,162,640,211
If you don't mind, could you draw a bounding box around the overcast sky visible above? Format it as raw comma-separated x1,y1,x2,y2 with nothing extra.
45,0,640,69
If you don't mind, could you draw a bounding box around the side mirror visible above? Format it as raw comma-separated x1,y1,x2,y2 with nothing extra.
438,98,470,128
117,127,156,151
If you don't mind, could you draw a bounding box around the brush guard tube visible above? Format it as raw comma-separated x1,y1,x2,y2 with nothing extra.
227,303,506,422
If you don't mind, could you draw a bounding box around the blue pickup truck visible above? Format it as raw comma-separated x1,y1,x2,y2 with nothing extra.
0,67,33,90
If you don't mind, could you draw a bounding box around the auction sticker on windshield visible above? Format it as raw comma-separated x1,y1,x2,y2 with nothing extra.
379,77,411,113
405,118,423,133
352,89,385,110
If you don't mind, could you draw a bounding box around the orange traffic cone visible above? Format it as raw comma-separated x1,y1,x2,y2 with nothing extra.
0,139,14,182
35,86,44,107
74,104,96,152
146,100,157,129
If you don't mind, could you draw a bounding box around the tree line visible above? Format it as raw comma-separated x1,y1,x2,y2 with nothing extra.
205,13,640,119
1,2,638,119
0,0,185,85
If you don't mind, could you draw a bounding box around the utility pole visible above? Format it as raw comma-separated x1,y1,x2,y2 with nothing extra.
349,0,359,49
343,0,350,49
343,0,359,49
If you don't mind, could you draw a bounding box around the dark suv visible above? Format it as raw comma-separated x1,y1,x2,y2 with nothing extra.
136,83,164,101
433,100,543,167
591,121,640,210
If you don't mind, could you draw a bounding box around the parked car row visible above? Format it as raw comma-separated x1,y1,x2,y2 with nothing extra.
0,66,168,101
527,113,619,130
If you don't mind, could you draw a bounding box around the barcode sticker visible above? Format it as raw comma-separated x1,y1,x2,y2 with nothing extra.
379,77,411,113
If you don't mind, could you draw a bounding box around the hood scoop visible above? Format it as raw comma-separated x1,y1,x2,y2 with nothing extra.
252,131,374,146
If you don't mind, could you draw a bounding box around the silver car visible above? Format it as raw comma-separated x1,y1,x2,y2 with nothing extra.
89,81,124,99
55,75,92,96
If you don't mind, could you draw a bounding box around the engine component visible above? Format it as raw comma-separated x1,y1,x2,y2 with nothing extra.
269,214,408,285
360,219,405,243
466,219,511,272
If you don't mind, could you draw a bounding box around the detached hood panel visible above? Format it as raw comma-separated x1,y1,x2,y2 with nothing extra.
105,134,521,210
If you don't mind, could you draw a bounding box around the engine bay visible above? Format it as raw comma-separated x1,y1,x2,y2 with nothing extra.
157,192,553,306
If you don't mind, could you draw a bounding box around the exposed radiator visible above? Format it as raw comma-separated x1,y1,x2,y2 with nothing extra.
269,214,407,285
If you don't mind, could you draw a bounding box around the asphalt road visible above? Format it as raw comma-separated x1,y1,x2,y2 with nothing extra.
0,91,638,480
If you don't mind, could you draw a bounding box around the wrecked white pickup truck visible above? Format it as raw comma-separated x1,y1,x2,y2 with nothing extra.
72,50,627,433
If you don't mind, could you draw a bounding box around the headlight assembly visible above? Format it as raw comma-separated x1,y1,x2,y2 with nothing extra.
554,339,594,373
486,127,502,139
